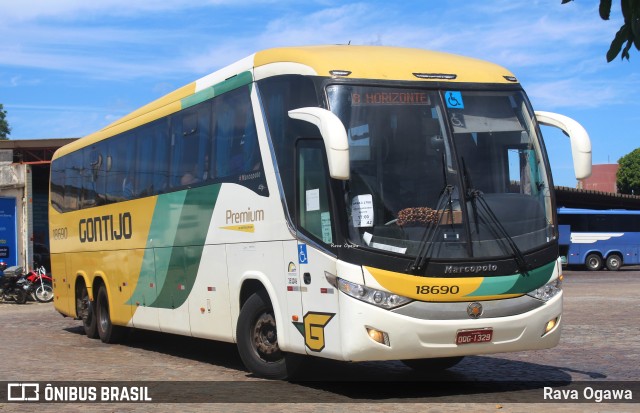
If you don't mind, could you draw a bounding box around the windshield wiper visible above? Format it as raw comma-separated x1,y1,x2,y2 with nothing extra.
407,154,456,274
407,184,454,274
461,159,530,276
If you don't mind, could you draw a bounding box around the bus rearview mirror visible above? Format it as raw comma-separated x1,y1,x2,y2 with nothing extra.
535,111,592,180
289,107,350,180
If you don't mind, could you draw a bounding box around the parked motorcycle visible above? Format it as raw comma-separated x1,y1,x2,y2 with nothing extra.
0,263,28,304
25,265,54,303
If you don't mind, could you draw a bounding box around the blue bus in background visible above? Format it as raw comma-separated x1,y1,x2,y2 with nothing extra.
558,208,640,271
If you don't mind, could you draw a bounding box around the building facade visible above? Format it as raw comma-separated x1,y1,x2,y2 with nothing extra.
0,139,75,271
578,163,619,193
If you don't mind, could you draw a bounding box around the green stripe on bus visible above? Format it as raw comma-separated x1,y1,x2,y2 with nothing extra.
504,260,556,294
466,260,555,297
150,184,221,309
465,273,519,297
127,191,187,307
127,184,221,309
181,71,253,109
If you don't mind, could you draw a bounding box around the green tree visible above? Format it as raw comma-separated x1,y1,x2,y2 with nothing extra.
562,0,640,61
0,103,10,140
617,148,640,194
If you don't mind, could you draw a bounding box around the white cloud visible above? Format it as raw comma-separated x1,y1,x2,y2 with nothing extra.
526,67,640,109
0,1,629,82
527,79,617,109
3,0,640,141
0,0,280,22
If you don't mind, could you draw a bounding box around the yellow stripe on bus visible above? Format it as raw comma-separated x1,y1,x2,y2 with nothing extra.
364,266,520,302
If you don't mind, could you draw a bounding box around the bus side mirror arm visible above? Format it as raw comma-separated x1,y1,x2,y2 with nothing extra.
289,107,350,180
535,111,592,180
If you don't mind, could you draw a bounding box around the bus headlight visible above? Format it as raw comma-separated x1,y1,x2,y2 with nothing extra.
337,278,412,309
526,277,562,301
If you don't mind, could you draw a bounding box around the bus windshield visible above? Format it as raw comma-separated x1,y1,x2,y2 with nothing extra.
327,85,554,260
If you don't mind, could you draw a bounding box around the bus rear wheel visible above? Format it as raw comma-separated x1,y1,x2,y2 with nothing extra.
236,291,301,380
76,284,98,339
585,254,603,271
606,254,622,271
401,356,464,372
95,285,126,344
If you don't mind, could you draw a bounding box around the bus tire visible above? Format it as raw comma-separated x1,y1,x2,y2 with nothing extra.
95,285,126,344
76,284,98,339
585,253,602,271
236,291,301,380
402,356,464,372
605,254,622,271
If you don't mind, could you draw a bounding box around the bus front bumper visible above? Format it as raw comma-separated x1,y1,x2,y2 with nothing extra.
336,291,562,362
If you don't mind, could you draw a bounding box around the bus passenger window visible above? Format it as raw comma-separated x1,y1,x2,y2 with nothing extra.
50,158,65,211
214,108,236,177
106,133,134,202
213,87,260,179
64,151,82,211
152,121,170,193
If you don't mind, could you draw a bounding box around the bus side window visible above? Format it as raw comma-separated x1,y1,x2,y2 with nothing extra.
169,111,185,188
106,133,134,202
195,103,212,182
258,75,320,219
136,131,154,197
171,103,211,188
213,86,260,179
296,140,334,245
64,150,82,211
240,107,260,172
151,120,170,193
50,158,65,212
213,103,235,178
82,144,105,207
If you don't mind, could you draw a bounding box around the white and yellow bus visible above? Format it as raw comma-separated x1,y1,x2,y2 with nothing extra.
50,45,591,379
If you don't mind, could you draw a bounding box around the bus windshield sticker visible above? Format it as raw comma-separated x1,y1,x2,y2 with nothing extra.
351,194,374,227
445,91,464,109
306,189,320,211
321,212,332,244
363,232,407,254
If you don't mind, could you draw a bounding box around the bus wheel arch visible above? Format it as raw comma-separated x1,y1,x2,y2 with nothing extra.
605,253,623,271
585,253,603,271
75,276,98,339
236,281,301,379
239,279,267,311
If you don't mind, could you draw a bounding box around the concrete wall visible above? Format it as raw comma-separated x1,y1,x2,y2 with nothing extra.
0,151,30,269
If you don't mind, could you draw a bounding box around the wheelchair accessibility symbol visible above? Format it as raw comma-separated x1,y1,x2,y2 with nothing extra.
445,91,464,109
298,244,308,264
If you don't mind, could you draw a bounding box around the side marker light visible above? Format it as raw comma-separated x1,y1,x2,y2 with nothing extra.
366,327,390,347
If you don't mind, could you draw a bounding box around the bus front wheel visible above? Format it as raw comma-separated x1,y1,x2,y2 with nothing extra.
585,254,603,271
606,254,622,271
236,291,301,380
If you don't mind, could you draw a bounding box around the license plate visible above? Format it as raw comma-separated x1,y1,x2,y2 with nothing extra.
456,328,493,345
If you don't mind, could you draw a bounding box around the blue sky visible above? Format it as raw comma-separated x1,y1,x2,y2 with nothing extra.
1,0,638,187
